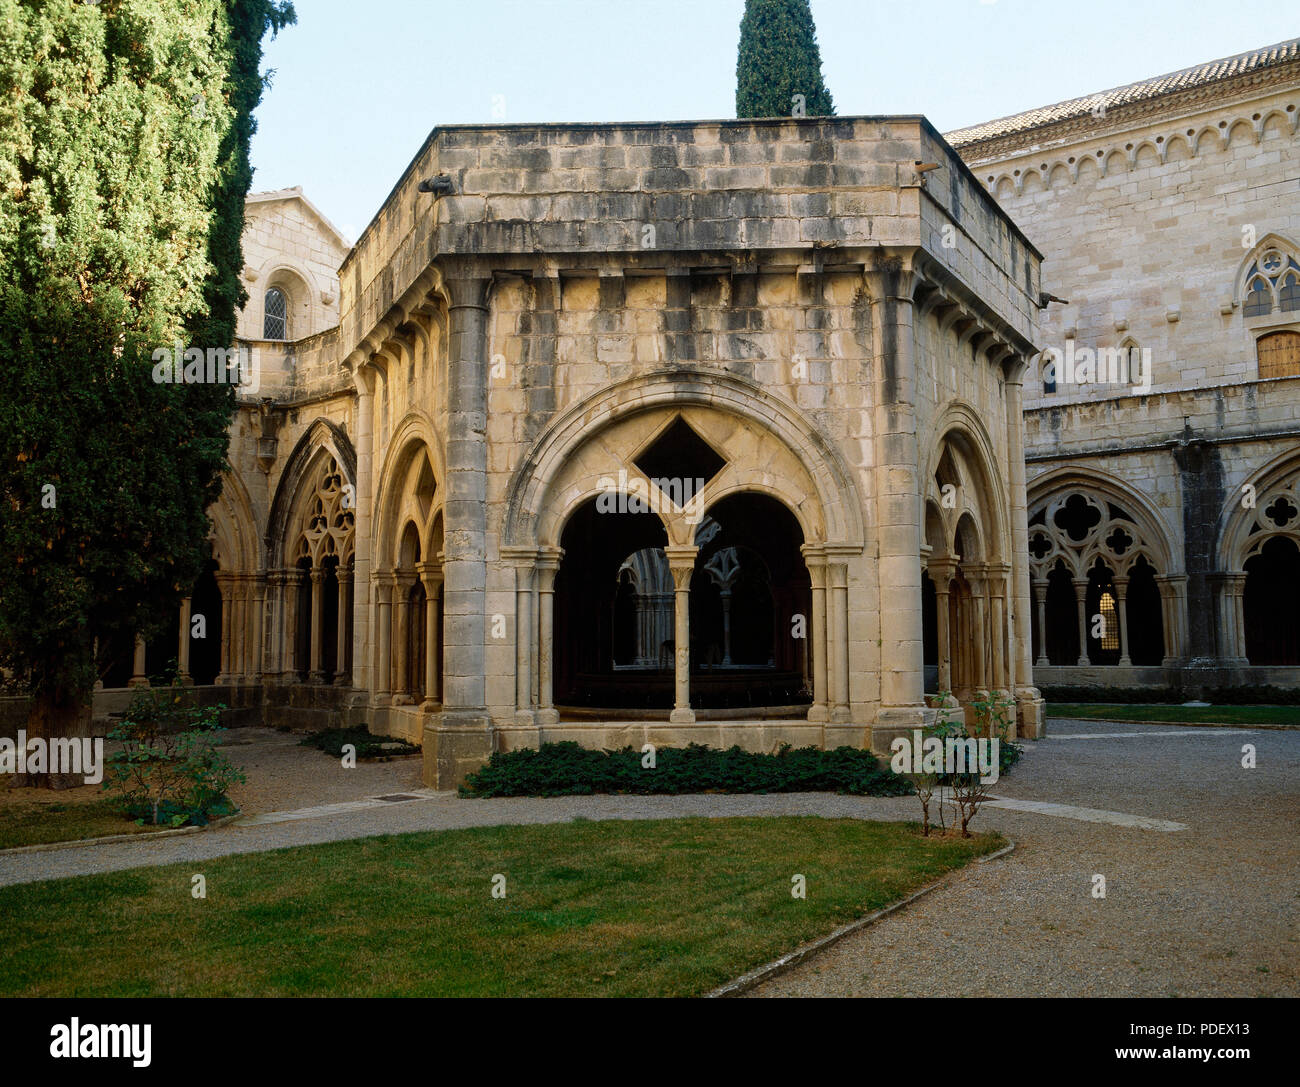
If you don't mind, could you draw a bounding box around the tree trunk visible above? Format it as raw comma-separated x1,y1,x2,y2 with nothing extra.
22,690,93,790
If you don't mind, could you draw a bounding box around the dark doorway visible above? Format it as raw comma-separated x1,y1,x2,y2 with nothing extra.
1245,536,1300,664
554,496,670,709
189,561,222,684
690,493,810,709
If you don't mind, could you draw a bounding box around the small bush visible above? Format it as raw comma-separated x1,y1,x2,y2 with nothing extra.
460,742,914,798
300,726,420,759
102,685,245,827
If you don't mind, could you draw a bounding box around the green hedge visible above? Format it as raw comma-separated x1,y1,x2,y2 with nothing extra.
460,742,915,798
1040,684,1300,705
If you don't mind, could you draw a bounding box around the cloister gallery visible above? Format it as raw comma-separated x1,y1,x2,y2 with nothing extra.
80,36,1300,788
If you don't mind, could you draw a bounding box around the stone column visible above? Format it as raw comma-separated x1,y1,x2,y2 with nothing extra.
417,561,444,712
281,570,300,680
440,274,490,717
1073,578,1091,666
989,562,1010,692
392,574,414,705
334,567,352,685
177,597,193,686
234,577,250,681
970,565,989,693
309,566,326,684
1032,579,1049,666
216,572,234,684
801,545,829,723
930,559,957,695
1218,572,1248,663
270,570,289,680
500,550,534,725
128,634,149,688
665,545,698,725
374,573,394,703
424,272,494,789
1003,369,1042,736
350,366,376,693
865,259,925,740
535,548,563,727
252,575,266,682
1113,575,1131,667
719,588,733,667
827,559,851,722
1156,574,1189,665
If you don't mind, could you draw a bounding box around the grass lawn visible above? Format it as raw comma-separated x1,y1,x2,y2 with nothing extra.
0,796,167,851
1047,703,1300,726
0,816,1000,997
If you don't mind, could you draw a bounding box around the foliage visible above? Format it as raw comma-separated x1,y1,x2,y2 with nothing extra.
460,741,912,798
735,0,834,118
300,726,420,760
0,0,295,760
101,683,244,826
906,692,1022,837
1041,684,1300,706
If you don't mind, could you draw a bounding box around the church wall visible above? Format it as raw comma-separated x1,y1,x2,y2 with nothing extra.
961,67,1300,688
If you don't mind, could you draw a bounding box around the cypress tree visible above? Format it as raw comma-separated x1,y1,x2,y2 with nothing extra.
0,0,294,785
736,0,835,119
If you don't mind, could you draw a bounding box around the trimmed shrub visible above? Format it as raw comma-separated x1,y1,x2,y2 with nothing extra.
460,741,913,798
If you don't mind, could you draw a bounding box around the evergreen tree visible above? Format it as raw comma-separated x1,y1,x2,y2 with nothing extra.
0,0,294,784
736,0,835,118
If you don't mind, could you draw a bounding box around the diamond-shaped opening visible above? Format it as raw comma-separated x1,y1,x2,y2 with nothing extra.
633,417,726,496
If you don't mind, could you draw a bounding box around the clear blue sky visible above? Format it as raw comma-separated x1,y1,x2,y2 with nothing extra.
248,0,1300,241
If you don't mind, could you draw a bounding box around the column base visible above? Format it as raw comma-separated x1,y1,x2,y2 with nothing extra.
127,678,150,689
420,699,442,714
309,671,326,685
669,707,695,724
805,703,830,723
514,709,537,728
423,712,495,790
830,705,851,724
869,704,929,756
1015,687,1046,740
178,674,194,688
538,707,560,727
391,693,415,706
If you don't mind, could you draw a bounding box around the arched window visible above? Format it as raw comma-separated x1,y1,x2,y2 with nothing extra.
264,287,288,340
1258,330,1300,379
1098,590,1119,650
1279,272,1300,313
1042,355,1057,395
1243,277,1273,318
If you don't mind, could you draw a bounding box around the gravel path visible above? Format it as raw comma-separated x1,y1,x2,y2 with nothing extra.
748,722,1299,998
1,720,1294,997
